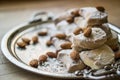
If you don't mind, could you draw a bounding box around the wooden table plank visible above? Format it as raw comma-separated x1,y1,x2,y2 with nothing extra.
0,52,9,64
0,63,21,76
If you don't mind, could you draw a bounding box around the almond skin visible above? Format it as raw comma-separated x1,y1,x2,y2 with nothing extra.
32,36,38,44
60,42,72,49
115,51,120,59
55,33,66,39
96,6,105,12
66,16,74,24
70,50,80,61
73,28,83,35
110,45,119,52
39,55,47,63
46,52,57,58
22,38,30,45
29,59,38,68
71,9,80,17
17,42,26,48
83,27,92,37
38,31,47,36
46,40,53,46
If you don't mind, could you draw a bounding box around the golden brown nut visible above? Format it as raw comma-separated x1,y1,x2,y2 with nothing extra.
39,55,47,63
46,52,57,58
29,59,38,68
32,36,38,44
83,27,92,37
71,9,80,17
22,37,30,45
66,16,74,24
60,42,72,49
115,51,120,59
110,45,119,52
96,6,105,12
38,31,48,36
17,42,26,48
55,33,66,39
70,50,80,61
46,40,53,46
73,28,83,35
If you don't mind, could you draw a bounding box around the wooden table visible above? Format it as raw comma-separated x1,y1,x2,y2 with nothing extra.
0,0,120,80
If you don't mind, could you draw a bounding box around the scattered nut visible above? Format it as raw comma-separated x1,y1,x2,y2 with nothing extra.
83,27,92,37
60,42,72,49
70,50,80,61
73,28,83,35
29,59,38,68
96,6,105,12
71,9,80,17
66,16,74,24
115,51,120,59
38,31,48,36
32,36,38,44
17,42,26,48
55,33,66,39
46,52,57,58
39,55,47,63
22,37,30,45
46,40,53,46
110,45,119,52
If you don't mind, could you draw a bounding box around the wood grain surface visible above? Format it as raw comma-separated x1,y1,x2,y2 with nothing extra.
0,0,120,80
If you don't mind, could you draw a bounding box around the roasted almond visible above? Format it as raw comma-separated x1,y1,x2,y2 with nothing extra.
55,33,66,39
29,59,38,68
32,36,38,44
46,40,53,46
70,50,80,61
96,6,105,12
17,42,26,48
73,28,83,35
66,16,74,24
46,52,57,58
38,31,47,36
39,55,47,63
83,27,92,37
60,42,72,49
71,9,80,17
115,51,120,59
110,45,119,52
22,37,30,44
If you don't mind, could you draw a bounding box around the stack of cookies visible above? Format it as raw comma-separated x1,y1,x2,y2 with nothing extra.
55,7,119,72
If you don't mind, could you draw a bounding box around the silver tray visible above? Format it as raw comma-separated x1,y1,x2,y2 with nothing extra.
1,12,120,79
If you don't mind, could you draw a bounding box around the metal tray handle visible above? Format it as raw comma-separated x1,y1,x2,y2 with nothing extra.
29,11,53,23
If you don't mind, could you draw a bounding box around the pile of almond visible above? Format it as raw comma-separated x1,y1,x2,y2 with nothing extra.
17,36,39,48
17,30,50,48
29,51,58,68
